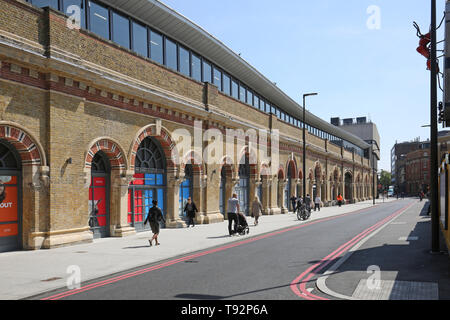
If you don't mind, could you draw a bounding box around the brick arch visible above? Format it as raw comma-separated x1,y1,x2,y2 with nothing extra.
314,161,322,179
84,137,127,172
238,151,258,177
181,150,204,175
308,168,314,181
298,169,303,180
278,166,285,180
0,123,46,167
129,125,178,170
286,159,298,179
238,146,258,171
219,156,235,177
333,167,340,182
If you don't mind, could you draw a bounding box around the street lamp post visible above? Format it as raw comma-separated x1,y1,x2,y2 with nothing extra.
430,0,440,253
372,150,378,205
302,93,318,204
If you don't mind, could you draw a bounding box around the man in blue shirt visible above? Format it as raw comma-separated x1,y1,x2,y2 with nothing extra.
227,193,240,236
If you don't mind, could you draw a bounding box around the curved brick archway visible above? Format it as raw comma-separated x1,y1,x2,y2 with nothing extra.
85,138,127,172
286,159,298,179
0,124,46,167
219,156,235,177
181,150,204,175
129,125,178,171
278,167,285,180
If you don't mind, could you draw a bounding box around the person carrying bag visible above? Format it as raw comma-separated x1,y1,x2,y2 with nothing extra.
144,200,166,247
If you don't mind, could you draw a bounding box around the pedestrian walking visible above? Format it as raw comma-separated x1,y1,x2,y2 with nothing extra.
314,195,321,212
227,193,240,236
251,195,263,226
144,200,165,247
337,194,343,207
184,197,198,227
290,195,297,213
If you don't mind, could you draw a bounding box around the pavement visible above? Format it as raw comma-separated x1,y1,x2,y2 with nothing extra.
0,197,397,300
316,200,450,300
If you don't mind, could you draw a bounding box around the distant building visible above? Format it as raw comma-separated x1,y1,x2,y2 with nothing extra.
405,145,430,195
331,117,380,195
390,140,425,194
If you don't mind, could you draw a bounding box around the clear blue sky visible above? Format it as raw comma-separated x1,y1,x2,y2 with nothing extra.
162,0,446,172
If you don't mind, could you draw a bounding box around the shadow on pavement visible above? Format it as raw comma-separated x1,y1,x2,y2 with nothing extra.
324,201,450,300
174,278,318,300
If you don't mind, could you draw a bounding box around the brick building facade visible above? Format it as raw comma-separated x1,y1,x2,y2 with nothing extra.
405,148,430,195
0,0,374,252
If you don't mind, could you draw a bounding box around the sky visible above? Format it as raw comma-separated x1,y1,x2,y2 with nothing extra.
161,0,446,172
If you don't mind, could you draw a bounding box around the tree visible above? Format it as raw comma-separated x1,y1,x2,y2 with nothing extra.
379,170,392,191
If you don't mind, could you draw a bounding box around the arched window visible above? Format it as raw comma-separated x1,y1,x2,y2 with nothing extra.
135,137,165,173
0,142,21,170
128,137,166,231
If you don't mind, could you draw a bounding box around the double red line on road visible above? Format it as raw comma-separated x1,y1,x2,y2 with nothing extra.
40,203,396,300
290,201,416,300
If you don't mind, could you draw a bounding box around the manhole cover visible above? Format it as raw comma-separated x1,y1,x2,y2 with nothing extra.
41,277,63,282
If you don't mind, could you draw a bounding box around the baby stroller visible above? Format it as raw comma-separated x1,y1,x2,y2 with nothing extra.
236,212,250,235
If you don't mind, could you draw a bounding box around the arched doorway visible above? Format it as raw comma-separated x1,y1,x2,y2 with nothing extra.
128,137,166,231
88,151,110,239
237,155,250,216
277,169,285,209
179,164,193,219
0,140,22,252
219,161,233,218
345,172,353,203
286,162,295,211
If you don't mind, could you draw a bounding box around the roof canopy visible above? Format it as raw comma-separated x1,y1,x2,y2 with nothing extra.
105,0,370,150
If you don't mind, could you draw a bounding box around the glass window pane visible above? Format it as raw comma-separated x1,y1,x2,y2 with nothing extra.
165,38,177,71
222,74,230,95
259,99,265,111
89,1,109,40
63,0,86,29
213,68,222,91
276,109,281,118
150,30,163,64
203,61,211,83
132,22,147,57
191,53,201,81
231,80,239,99
253,95,259,109
179,46,190,76
32,0,58,9
112,11,130,49
247,90,253,106
239,85,246,103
